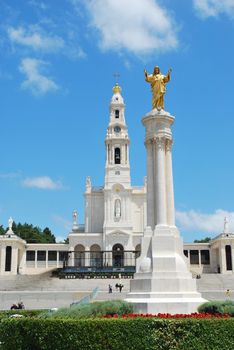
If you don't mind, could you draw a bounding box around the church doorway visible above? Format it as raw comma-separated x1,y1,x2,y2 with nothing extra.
112,244,124,267
90,244,102,268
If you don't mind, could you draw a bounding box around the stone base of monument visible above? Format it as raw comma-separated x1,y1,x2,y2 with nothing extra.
125,226,206,314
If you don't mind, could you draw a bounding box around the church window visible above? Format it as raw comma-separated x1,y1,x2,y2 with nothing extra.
26,250,35,261
115,109,119,118
114,199,121,219
115,171,120,175
115,147,121,164
5,246,12,272
48,251,57,261
190,250,199,264
225,245,232,270
201,250,210,265
37,250,46,261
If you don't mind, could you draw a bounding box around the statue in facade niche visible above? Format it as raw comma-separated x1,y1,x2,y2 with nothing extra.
144,66,172,110
114,199,121,219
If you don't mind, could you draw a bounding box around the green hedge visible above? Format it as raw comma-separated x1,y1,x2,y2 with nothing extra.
1,318,234,350
198,300,234,316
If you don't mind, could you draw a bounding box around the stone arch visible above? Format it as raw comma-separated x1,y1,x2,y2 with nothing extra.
112,243,124,267
74,244,85,267
90,244,102,267
114,147,121,164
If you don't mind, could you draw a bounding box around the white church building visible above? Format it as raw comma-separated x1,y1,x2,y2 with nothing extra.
1,84,234,276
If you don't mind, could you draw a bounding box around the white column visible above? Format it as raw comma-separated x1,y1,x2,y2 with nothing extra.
56,251,59,268
145,139,155,229
11,247,18,274
231,245,234,274
19,250,26,275
121,144,125,164
69,247,74,266
85,247,90,267
0,245,6,274
188,250,191,268
219,246,226,274
46,250,48,268
155,137,167,226
165,139,175,226
198,250,201,269
35,250,38,268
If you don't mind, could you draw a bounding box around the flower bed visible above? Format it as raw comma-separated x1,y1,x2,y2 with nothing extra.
104,312,230,319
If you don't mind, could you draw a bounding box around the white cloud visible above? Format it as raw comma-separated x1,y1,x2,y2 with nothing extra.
83,0,178,56
194,0,234,18
19,58,59,95
8,26,64,52
22,176,63,190
176,209,234,234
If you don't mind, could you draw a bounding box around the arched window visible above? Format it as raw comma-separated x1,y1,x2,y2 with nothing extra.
90,244,102,267
74,244,85,267
115,110,119,118
115,147,121,164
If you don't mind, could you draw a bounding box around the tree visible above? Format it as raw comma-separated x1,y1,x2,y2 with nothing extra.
0,225,6,235
0,222,56,243
194,237,211,243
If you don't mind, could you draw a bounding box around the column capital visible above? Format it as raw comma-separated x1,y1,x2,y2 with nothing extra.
144,139,153,147
165,138,173,152
155,137,165,150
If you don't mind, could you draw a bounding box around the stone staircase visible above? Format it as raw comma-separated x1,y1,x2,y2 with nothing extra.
0,273,234,310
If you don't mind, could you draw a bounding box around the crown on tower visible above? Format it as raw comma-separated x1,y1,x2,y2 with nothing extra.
112,83,121,94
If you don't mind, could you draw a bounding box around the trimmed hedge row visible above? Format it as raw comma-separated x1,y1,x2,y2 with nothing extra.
198,300,234,316
1,317,234,350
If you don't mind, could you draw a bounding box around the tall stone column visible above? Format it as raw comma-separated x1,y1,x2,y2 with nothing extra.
165,139,175,226
126,109,206,314
155,137,167,226
145,139,155,229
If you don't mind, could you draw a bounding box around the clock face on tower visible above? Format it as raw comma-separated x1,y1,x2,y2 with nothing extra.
114,126,121,133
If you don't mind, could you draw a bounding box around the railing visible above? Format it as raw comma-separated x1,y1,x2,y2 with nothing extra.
70,286,99,306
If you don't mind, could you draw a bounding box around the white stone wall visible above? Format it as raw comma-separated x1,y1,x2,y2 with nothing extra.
85,190,104,233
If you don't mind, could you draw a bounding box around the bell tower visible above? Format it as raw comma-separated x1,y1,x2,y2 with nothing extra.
104,83,131,188
103,83,133,247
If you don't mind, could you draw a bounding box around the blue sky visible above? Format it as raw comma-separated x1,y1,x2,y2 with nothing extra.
1,0,234,242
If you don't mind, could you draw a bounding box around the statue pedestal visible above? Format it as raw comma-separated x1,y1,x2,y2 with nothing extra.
126,226,206,314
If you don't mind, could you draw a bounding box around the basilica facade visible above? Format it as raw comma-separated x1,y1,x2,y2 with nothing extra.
0,85,234,276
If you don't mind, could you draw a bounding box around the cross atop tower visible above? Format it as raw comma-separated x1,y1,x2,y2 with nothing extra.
113,72,120,84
